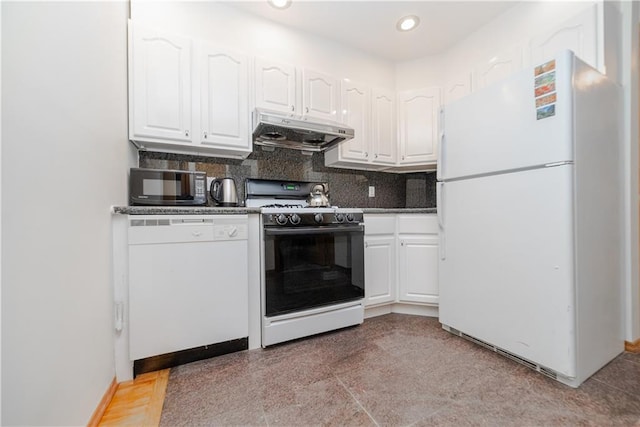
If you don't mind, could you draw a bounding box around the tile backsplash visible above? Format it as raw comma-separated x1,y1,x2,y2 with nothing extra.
138,147,436,208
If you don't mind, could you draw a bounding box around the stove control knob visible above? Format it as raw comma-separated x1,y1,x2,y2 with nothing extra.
335,213,344,223
275,214,288,225
289,213,301,225
346,213,355,222
314,213,324,224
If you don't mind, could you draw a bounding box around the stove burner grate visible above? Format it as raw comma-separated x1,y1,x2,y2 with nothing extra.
261,203,305,209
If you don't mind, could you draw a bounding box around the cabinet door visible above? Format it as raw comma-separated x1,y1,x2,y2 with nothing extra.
444,72,472,106
364,235,396,306
528,4,599,71
302,69,339,121
398,236,439,305
371,88,397,165
199,44,250,152
130,23,192,142
472,46,523,91
254,58,296,114
338,80,370,162
398,88,440,165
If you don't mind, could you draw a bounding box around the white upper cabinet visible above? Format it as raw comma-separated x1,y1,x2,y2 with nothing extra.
325,83,400,170
254,58,297,114
398,87,440,166
472,46,523,91
443,72,472,106
336,79,370,162
130,23,192,143
302,69,339,122
528,4,599,71
254,60,340,121
129,22,252,159
371,88,397,165
199,43,251,154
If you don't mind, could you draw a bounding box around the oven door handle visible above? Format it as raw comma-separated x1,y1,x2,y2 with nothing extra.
264,225,364,236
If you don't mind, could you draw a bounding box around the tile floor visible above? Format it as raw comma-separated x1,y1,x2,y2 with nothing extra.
160,314,640,426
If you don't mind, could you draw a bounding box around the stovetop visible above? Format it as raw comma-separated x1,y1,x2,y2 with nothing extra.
245,178,362,226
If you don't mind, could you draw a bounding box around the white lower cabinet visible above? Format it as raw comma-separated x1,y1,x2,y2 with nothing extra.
398,236,439,304
364,215,397,306
364,213,439,309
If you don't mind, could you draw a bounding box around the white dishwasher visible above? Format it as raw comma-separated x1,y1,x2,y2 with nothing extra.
128,215,248,373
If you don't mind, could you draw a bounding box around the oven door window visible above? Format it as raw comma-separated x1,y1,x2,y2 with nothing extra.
263,226,365,317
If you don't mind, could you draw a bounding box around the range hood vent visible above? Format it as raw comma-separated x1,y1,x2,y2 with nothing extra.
252,109,354,152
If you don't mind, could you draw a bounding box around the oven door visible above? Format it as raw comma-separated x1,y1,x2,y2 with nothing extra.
263,224,365,317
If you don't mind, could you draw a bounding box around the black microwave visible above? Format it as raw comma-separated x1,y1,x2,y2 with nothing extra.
129,168,207,206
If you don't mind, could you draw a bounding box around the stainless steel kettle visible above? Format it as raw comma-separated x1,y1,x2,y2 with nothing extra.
210,177,239,207
307,183,330,207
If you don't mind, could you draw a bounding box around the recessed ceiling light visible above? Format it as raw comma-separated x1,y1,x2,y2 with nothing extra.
396,15,420,32
268,0,292,10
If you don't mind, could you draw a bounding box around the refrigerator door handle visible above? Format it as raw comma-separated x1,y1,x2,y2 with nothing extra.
437,181,445,260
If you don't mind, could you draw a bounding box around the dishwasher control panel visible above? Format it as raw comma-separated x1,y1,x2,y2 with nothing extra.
213,223,247,240
128,215,248,245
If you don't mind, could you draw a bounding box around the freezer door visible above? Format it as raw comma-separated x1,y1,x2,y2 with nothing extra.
439,51,575,181
438,165,576,377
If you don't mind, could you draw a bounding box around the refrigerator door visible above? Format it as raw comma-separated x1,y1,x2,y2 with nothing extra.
438,165,576,377
439,51,575,182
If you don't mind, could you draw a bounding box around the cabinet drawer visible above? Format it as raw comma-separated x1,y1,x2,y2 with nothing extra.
364,214,396,235
397,214,438,234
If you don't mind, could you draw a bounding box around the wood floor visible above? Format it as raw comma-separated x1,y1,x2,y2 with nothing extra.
98,370,169,426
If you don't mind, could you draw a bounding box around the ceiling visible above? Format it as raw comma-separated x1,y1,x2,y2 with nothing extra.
225,1,518,62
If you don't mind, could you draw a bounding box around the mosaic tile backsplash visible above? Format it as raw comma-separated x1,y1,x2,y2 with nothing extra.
138,147,437,208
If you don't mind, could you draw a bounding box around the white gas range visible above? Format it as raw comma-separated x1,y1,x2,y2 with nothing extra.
245,178,365,347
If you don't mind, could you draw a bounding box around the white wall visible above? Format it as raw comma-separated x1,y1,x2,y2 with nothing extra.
131,1,396,89
396,1,597,90
1,2,129,425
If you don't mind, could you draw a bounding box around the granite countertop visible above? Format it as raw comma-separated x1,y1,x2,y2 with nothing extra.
361,208,436,214
112,206,261,215
112,206,436,215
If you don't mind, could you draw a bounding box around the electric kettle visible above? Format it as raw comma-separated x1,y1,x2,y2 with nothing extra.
307,183,330,207
210,177,239,207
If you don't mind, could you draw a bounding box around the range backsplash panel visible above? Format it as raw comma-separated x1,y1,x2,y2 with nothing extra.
138,147,436,208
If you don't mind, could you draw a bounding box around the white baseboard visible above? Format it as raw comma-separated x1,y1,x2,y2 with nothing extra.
365,303,439,319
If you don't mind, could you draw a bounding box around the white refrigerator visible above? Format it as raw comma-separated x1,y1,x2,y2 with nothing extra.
437,50,623,388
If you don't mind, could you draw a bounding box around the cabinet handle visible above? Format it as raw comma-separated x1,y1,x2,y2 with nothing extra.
203,132,207,139
365,152,368,158
401,241,404,246
305,107,309,114
402,156,405,160
375,154,378,159
365,242,369,248
185,130,190,137
291,105,295,112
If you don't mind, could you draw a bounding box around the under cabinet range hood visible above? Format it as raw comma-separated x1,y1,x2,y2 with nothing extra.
252,109,354,152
